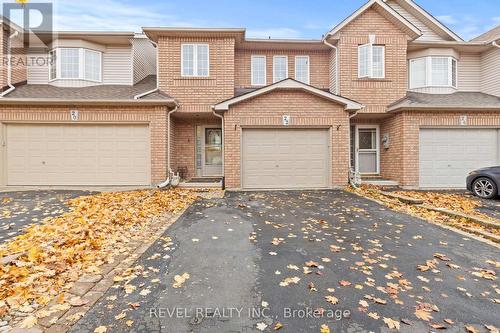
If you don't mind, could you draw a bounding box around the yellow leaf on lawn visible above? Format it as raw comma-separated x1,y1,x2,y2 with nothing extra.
383,317,400,330
172,273,190,288
415,309,433,321
94,326,107,333
126,320,134,327
325,295,338,304
320,324,330,333
20,315,37,329
115,312,126,320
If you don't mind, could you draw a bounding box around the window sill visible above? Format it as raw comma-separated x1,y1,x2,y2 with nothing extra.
176,76,213,80
356,78,391,82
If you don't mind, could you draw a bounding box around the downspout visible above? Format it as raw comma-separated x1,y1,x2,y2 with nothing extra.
157,102,179,188
211,108,225,189
1,30,20,98
134,40,160,99
323,37,340,95
492,41,500,49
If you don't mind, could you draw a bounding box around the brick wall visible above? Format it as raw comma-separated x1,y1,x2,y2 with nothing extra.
224,89,350,189
157,36,235,113
355,111,500,188
171,115,221,179
234,49,330,89
0,26,27,90
0,104,168,185
338,8,409,113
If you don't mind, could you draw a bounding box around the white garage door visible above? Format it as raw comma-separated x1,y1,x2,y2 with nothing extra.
6,124,150,186
242,129,330,189
419,128,500,188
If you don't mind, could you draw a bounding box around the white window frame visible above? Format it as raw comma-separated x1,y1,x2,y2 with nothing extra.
409,56,458,89
251,55,266,86
294,55,310,84
273,55,288,83
83,49,102,82
49,47,102,82
358,43,385,79
181,43,210,77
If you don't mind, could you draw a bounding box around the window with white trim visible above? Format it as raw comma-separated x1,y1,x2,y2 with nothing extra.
181,44,209,77
60,48,80,79
251,55,266,86
273,56,288,83
358,44,385,78
49,48,102,82
295,56,310,84
409,56,457,89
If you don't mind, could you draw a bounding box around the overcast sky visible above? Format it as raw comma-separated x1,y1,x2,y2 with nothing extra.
3,0,500,41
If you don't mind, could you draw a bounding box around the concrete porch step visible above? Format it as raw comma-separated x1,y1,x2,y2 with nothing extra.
362,178,399,187
178,181,223,189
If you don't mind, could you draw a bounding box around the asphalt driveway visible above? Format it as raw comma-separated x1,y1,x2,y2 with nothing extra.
71,190,499,333
0,190,92,243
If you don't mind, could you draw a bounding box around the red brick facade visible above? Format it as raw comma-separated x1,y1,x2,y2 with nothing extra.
223,89,350,189
0,105,169,186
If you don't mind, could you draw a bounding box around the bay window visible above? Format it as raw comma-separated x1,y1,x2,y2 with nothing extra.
409,56,457,89
182,44,209,77
49,48,102,82
358,44,385,78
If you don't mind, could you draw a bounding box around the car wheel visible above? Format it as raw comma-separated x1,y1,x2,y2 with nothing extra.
472,177,497,199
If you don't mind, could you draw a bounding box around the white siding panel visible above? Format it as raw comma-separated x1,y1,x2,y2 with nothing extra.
458,53,481,91
133,37,157,84
103,46,133,85
481,48,500,97
387,1,445,42
27,52,49,84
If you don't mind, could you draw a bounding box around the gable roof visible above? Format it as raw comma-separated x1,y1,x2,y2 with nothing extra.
324,0,422,40
387,0,463,41
471,25,500,43
387,92,500,112
213,79,364,111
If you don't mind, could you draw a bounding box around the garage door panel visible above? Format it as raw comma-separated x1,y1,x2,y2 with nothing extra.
419,128,499,188
242,129,329,189
6,124,150,186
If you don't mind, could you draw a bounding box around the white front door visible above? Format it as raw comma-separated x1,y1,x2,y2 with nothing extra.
355,125,379,174
202,127,223,176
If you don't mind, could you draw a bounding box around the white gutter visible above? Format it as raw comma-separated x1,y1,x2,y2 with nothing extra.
158,102,179,188
323,39,340,95
212,108,225,186
134,40,160,100
493,41,500,49
1,31,19,98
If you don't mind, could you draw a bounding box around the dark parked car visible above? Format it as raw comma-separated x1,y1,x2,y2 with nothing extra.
466,166,500,199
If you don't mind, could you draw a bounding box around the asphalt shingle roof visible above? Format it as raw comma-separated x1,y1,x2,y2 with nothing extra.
2,75,173,103
388,91,500,111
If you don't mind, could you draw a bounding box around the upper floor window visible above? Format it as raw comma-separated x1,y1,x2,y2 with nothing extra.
182,44,209,77
358,44,385,79
49,48,102,82
409,56,457,89
251,55,266,86
295,56,310,84
273,56,288,83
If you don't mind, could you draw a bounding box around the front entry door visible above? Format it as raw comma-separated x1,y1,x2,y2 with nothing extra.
355,126,379,174
202,127,223,176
